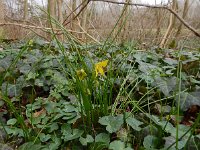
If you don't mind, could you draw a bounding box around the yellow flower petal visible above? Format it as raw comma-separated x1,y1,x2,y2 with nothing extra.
96,60,108,67
95,60,109,77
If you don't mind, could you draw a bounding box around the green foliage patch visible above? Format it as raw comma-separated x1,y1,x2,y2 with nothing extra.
0,39,200,149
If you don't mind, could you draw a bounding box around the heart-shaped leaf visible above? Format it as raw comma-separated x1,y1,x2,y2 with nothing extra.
126,116,143,131
109,140,133,150
99,115,123,133
176,92,200,111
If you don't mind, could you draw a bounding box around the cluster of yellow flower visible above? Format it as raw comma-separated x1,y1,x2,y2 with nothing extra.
76,60,109,80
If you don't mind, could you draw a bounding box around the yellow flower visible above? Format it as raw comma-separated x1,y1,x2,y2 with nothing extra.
95,60,109,77
28,40,34,46
76,69,87,80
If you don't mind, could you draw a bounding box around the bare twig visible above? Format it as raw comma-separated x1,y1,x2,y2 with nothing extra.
62,0,84,25
0,22,83,33
63,0,90,26
91,0,200,38
0,22,100,43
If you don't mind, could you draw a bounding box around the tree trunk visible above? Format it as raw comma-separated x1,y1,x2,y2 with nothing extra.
71,0,77,31
23,0,28,21
0,0,5,38
48,0,56,27
160,0,178,48
175,0,189,37
81,0,89,39
155,9,162,40
57,0,63,24
57,0,64,40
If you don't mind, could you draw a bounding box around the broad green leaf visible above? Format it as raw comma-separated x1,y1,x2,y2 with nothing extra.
184,136,200,150
153,76,177,96
98,115,123,133
95,133,110,146
48,135,62,150
109,140,133,150
109,140,125,150
137,61,161,74
35,79,44,87
26,72,39,80
18,64,32,74
4,126,24,137
164,136,186,150
0,56,13,70
1,83,21,97
18,142,45,150
163,58,178,65
61,124,83,141
48,122,59,133
126,116,143,131
145,114,160,125
63,103,76,113
154,104,171,115
39,133,51,142
7,118,17,125
167,124,191,139
0,143,15,150
176,92,200,111
79,135,94,146
143,135,159,149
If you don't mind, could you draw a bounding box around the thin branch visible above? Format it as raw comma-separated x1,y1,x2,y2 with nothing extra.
0,22,100,43
62,0,84,25
91,0,200,38
0,22,83,33
63,0,90,26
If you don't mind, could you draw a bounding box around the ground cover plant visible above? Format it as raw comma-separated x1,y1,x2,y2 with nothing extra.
0,38,200,150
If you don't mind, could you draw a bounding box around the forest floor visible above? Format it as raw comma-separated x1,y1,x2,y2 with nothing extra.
0,39,200,150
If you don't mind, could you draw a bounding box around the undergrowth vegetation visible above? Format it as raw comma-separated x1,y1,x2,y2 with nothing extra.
0,39,200,150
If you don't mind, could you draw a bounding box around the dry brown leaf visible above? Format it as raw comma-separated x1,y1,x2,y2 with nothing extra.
33,108,46,118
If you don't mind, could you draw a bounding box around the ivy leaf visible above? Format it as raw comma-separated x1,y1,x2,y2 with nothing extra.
164,136,186,150
137,61,161,74
95,133,110,146
0,56,12,70
61,124,83,141
1,83,21,97
109,140,133,150
35,79,44,87
48,122,59,133
44,135,62,150
163,58,178,65
153,76,177,97
63,103,76,113
98,115,123,133
26,72,39,80
79,134,94,146
7,118,17,125
143,135,159,149
176,92,200,111
126,116,143,131
18,142,45,150
39,133,51,142
18,64,32,74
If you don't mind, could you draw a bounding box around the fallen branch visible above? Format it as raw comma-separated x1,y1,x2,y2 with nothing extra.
91,0,200,38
